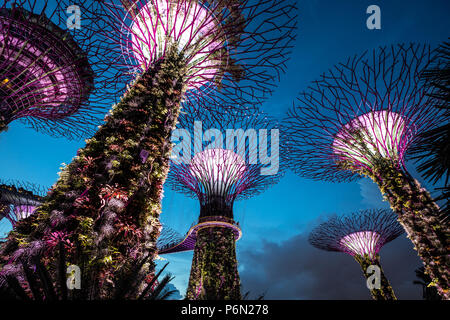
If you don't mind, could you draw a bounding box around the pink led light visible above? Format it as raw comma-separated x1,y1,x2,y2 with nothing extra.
158,218,242,254
128,0,222,90
0,9,91,123
189,148,246,196
339,231,381,259
1,37,68,101
13,205,37,221
333,111,407,168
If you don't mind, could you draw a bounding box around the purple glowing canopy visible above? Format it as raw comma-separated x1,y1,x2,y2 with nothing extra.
0,0,107,139
128,0,222,90
339,231,382,259
85,0,298,112
189,148,247,198
0,180,45,227
282,44,438,182
308,209,404,259
332,111,410,170
12,205,37,221
168,107,283,205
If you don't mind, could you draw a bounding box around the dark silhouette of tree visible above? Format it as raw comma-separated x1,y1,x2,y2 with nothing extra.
413,267,442,300
409,39,450,218
0,242,176,300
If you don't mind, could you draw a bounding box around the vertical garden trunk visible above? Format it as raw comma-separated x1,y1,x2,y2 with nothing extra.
3,49,188,299
368,160,450,299
186,223,241,300
355,254,397,300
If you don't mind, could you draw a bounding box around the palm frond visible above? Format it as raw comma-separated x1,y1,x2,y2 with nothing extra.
138,262,170,300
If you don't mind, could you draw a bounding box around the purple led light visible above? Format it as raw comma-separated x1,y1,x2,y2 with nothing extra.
0,35,68,104
127,0,222,90
333,111,408,169
158,217,241,254
13,205,37,221
339,231,382,259
309,209,404,259
189,148,246,196
92,0,298,116
0,3,99,139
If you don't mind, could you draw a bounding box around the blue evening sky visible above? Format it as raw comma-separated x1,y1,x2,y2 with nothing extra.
0,0,449,298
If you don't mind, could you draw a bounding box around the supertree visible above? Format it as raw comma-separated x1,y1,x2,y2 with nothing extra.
167,107,282,299
0,0,108,139
309,209,404,300
282,43,450,298
1,0,297,299
0,180,45,231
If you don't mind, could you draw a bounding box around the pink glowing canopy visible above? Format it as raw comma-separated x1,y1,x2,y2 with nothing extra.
13,205,37,221
128,0,222,90
332,111,408,168
189,148,246,196
0,6,94,126
339,231,382,259
0,35,68,106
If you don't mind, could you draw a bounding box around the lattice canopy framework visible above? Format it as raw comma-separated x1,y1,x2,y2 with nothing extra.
0,0,110,139
309,209,403,300
0,180,45,239
85,0,298,112
168,107,283,217
282,43,436,182
309,209,404,260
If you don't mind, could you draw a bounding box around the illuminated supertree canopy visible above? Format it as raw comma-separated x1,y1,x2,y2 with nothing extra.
282,43,450,299
309,209,404,300
91,0,298,110
0,180,45,239
167,107,282,300
0,0,108,139
170,107,282,207
0,0,297,299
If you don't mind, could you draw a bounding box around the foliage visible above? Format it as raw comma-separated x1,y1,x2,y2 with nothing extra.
0,50,187,299
186,226,241,300
354,254,397,300
0,243,176,300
